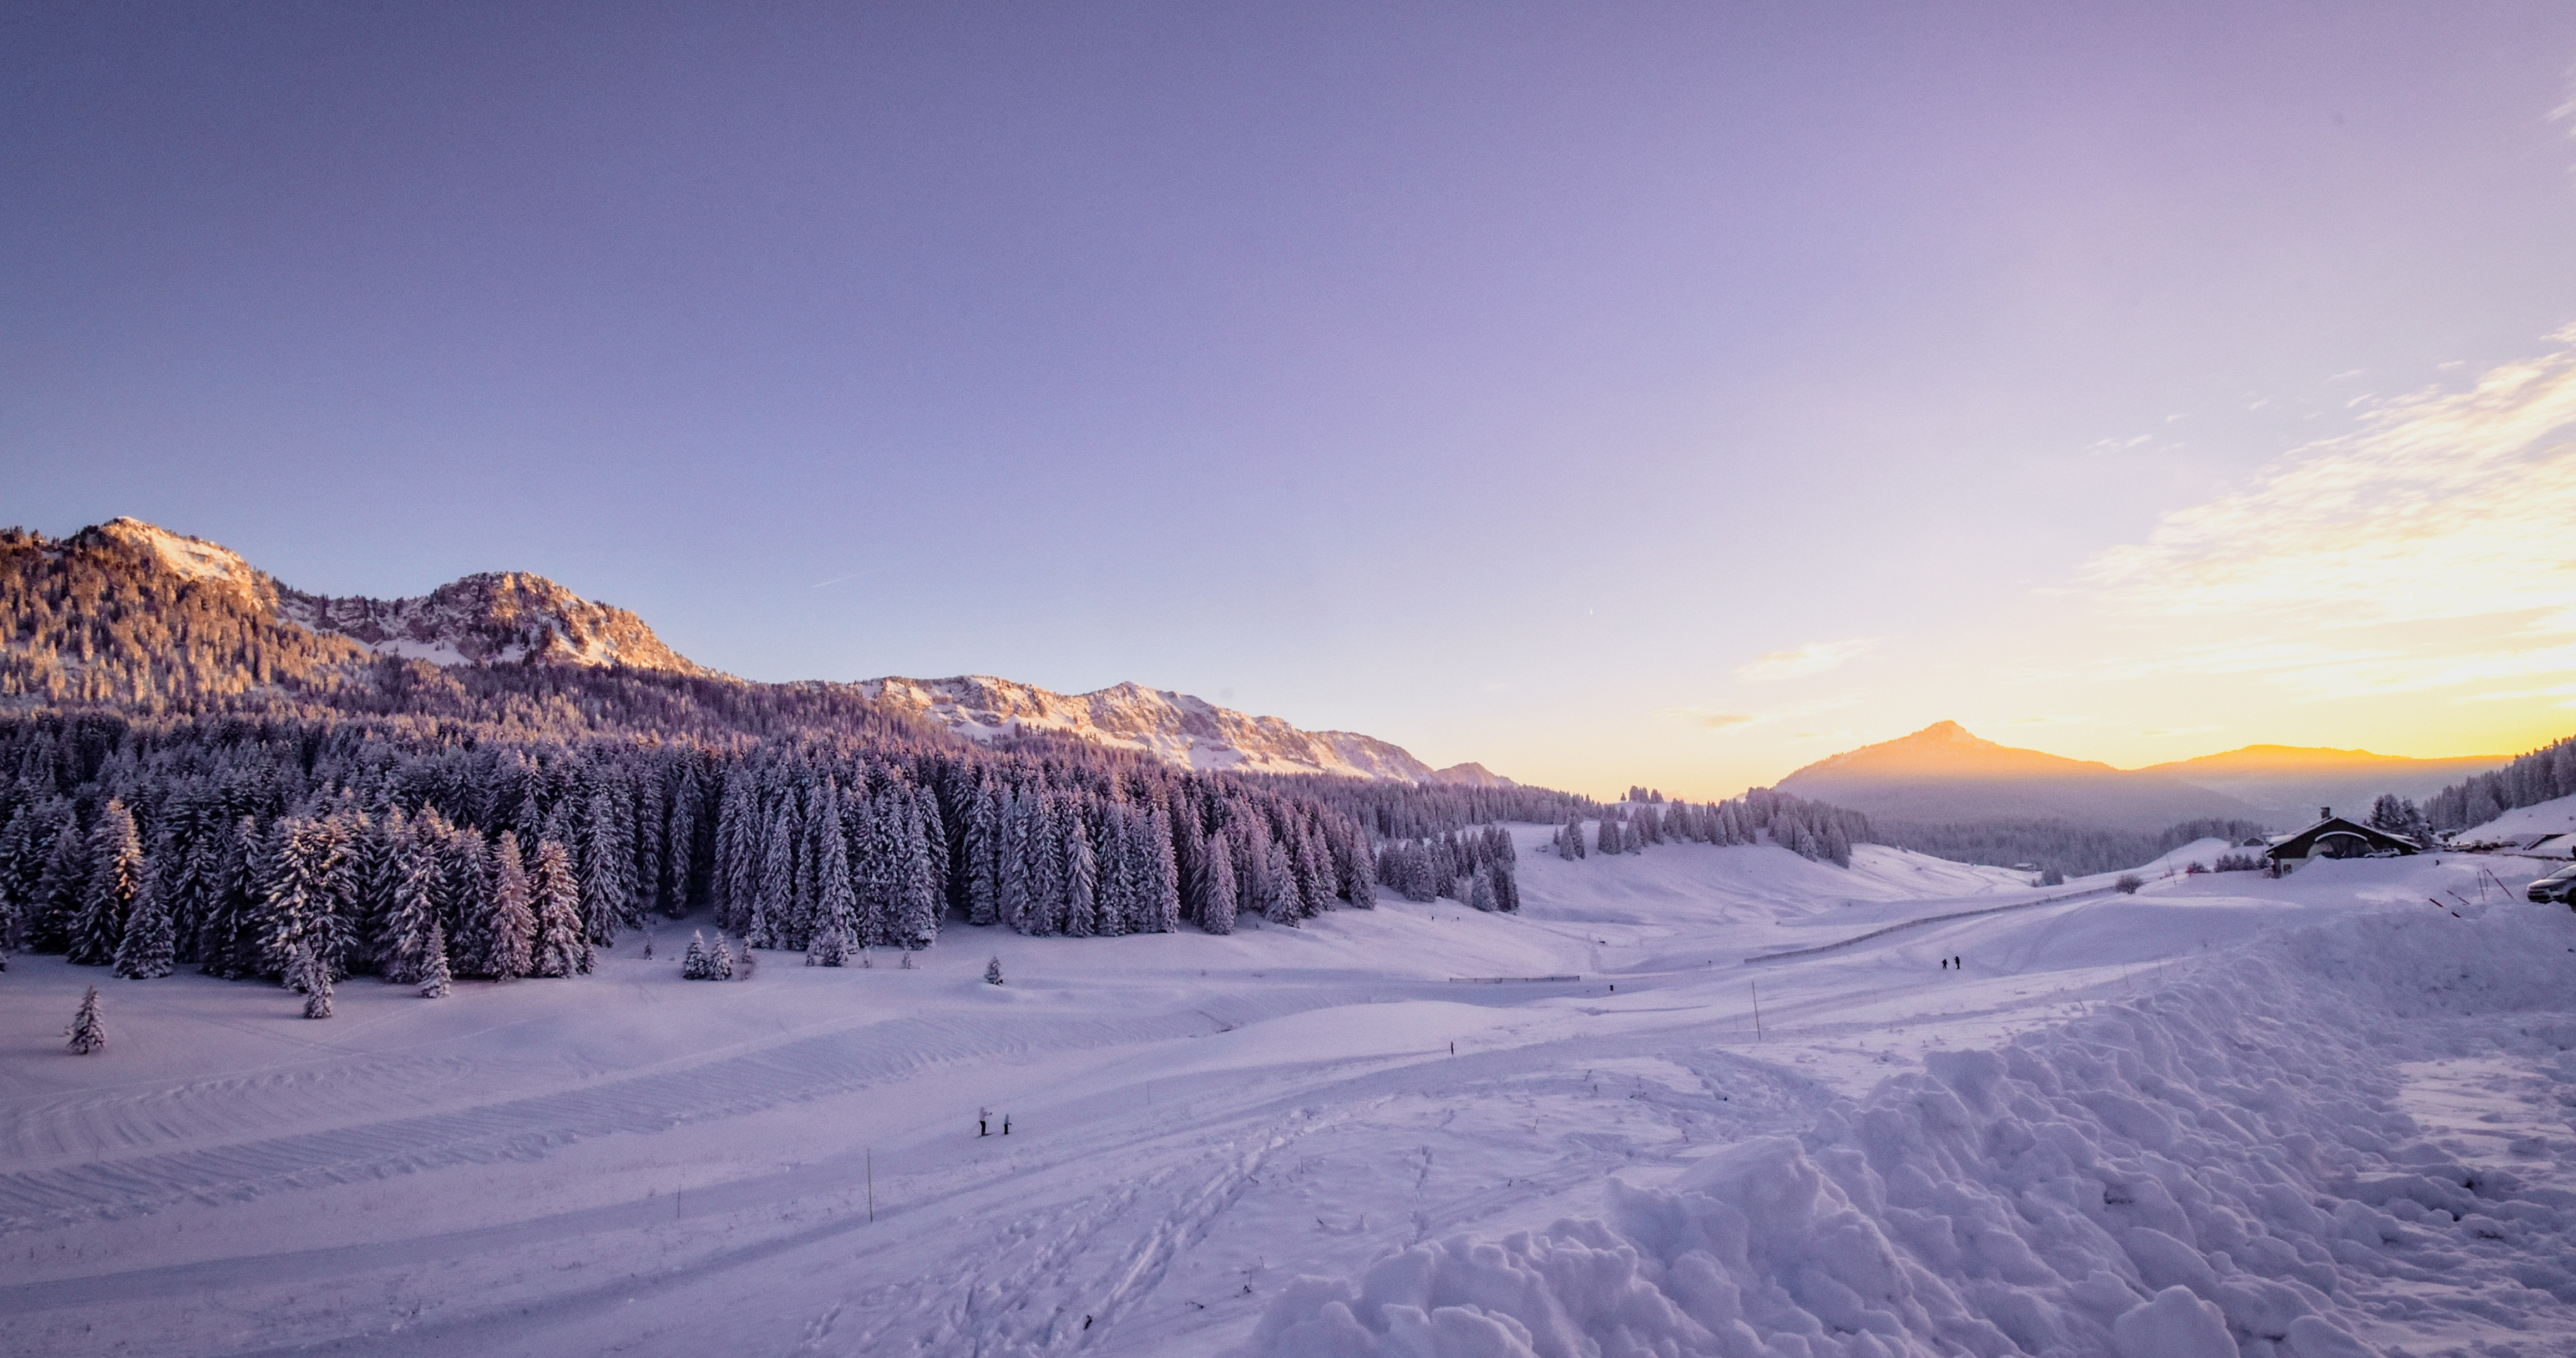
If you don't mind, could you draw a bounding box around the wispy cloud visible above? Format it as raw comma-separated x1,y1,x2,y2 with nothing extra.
2077,332,2576,704
1658,708,1760,731
1736,638,1875,683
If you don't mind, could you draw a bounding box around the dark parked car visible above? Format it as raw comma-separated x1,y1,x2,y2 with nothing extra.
2527,864,2576,905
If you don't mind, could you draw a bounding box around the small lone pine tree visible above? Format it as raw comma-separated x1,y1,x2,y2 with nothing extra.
899,950,914,969
418,921,452,998
984,955,1004,986
709,932,736,980
65,985,105,1054
681,930,713,979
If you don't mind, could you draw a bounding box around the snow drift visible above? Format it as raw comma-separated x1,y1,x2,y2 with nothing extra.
1241,900,2576,1357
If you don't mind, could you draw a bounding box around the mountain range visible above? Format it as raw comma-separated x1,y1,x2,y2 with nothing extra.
1,518,1502,786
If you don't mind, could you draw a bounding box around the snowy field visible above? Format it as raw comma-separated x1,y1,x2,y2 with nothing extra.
1,834,2572,1357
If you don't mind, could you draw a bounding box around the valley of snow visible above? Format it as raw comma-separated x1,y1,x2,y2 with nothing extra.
3,836,2572,1357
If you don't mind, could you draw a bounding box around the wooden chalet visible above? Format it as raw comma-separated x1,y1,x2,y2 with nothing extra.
2264,808,2421,866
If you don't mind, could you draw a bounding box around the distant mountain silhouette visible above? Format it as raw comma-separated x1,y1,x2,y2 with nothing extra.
2135,744,2504,823
1776,722,2260,832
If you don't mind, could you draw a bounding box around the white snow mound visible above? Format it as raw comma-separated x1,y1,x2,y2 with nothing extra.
1239,901,2576,1358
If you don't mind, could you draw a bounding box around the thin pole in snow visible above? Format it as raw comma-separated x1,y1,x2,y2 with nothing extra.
867,1150,875,1223
1750,981,1763,1041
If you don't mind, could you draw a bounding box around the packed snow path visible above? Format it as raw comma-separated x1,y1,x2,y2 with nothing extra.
1,838,2570,1357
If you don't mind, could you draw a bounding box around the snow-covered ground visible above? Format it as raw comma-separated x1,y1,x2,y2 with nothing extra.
2,833,2571,1357
2461,792,2576,843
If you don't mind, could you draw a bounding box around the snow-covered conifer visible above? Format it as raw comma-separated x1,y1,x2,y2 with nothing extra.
485,832,536,980
1063,814,1097,938
1201,832,1238,934
710,932,736,979
70,800,145,966
380,819,442,984
32,811,93,953
1263,838,1296,925
984,955,1004,985
418,921,452,998
303,955,335,1019
529,839,590,977
998,792,1033,934
65,985,105,1054
581,783,633,946
682,929,712,979
113,877,175,978
1146,805,1182,933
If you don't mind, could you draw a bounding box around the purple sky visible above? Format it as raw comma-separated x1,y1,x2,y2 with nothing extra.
9,3,2576,796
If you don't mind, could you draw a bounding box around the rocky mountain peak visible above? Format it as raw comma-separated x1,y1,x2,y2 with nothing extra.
277,570,711,675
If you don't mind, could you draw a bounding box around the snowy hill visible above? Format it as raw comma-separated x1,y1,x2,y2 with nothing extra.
2458,790,2576,842
859,675,1494,783
279,570,712,675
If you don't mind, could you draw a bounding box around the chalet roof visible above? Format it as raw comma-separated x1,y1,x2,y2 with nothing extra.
2264,815,2420,861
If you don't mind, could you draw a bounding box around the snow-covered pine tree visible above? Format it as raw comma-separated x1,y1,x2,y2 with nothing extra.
998,790,1034,934
714,768,757,934
1095,803,1135,937
1263,837,1296,925
805,922,850,966
65,984,105,1054
984,954,1004,985
529,838,590,977
484,831,536,980
418,920,452,998
661,756,702,917
31,810,92,953
1023,792,1065,936
581,782,633,947
710,932,735,979
112,876,175,978
196,817,258,978
809,798,857,965
750,802,794,951
350,807,406,976
259,816,347,982
966,777,1002,927
894,791,940,949
70,799,145,966
682,929,712,978
1172,798,1208,923
380,817,442,985
1146,804,1182,933
1468,867,1497,912
303,947,335,1018
1201,831,1238,934
1063,812,1097,938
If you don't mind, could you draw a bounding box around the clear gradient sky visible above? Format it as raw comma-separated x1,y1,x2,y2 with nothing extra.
8,3,2576,798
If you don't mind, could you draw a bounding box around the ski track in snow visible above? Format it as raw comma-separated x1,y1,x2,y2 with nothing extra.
0,836,2571,1357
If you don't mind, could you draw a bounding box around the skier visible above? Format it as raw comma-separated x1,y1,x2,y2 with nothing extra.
1002,1113,1011,1135
978,1107,989,1137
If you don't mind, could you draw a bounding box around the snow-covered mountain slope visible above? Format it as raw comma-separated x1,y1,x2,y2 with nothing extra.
279,571,711,675
84,517,265,594
860,675,1495,783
